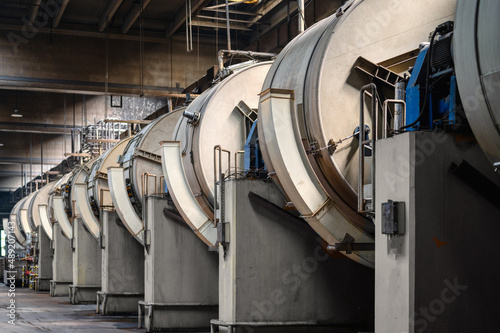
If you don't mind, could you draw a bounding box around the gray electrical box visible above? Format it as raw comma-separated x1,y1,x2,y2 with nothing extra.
381,200,405,235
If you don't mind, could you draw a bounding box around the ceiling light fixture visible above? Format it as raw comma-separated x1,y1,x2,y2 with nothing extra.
11,91,22,117
0,143,4,147
11,109,22,117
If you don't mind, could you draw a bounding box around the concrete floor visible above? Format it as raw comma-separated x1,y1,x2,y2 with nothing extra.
0,284,139,332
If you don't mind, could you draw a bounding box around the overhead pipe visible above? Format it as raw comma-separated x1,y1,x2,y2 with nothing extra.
225,0,231,51
0,128,69,135
217,50,276,73
298,0,305,33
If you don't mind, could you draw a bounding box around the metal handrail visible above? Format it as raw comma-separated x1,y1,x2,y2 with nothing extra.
358,83,378,214
213,145,231,223
99,188,113,209
235,150,245,176
383,99,406,138
159,175,165,195
142,173,157,197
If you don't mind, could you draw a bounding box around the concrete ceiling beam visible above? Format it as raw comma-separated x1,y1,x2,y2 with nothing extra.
165,0,212,38
122,0,151,34
99,0,124,32
52,0,70,28
246,0,284,28
29,0,42,26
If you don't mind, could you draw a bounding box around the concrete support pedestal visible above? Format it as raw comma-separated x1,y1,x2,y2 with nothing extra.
214,180,374,333
138,197,218,332
3,260,25,287
375,132,500,333
69,217,101,304
50,223,72,297
98,210,144,315
36,225,52,292
36,278,51,291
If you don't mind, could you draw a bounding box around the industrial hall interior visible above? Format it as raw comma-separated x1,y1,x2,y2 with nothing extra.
0,0,498,332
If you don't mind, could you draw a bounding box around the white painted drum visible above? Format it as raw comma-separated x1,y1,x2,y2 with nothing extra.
19,191,37,236
173,62,273,220
32,182,56,240
165,62,273,246
10,196,29,246
108,110,184,244
454,0,500,168
258,0,457,267
81,137,133,238
52,160,96,240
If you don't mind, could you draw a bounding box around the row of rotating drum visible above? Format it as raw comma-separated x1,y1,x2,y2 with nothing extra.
6,0,499,269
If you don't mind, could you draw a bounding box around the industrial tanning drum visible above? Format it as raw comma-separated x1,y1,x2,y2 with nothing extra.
453,0,500,170
258,0,456,267
52,159,95,240
10,196,29,246
19,191,38,239
47,172,71,238
76,137,133,239
162,61,272,246
26,189,40,231
108,110,183,244
33,182,56,240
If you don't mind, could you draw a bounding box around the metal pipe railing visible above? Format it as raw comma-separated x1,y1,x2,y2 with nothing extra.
358,83,378,214
213,145,231,223
383,99,406,138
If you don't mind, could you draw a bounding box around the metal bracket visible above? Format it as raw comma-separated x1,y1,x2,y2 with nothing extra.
95,171,108,180
144,230,151,247
208,245,219,252
133,149,162,164
327,233,375,254
234,100,258,123
99,234,105,249
217,222,230,248
335,0,355,17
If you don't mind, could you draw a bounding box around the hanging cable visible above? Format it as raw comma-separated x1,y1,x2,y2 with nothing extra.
215,0,219,62
140,0,145,96
64,94,67,155
186,0,189,51
189,0,193,52
105,26,109,120
197,25,200,75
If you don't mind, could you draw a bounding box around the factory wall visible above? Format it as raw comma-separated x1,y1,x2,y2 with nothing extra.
0,29,218,96
0,89,174,190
